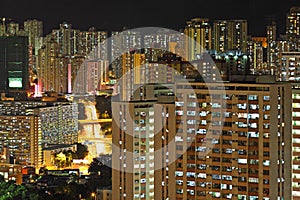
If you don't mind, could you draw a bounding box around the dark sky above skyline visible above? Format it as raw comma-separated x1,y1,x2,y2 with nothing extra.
1,0,300,36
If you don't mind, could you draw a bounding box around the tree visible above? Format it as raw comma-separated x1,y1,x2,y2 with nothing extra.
64,150,73,167
88,158,112,187
0,175,41,200
39,166,48,175
72,143,89,159
54,152,66,169
88,158,102,175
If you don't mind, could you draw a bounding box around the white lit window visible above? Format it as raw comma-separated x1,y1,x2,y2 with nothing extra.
187,111,196,116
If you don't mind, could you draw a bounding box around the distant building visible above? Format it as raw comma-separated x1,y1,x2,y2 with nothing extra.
0,36,29,92
278,51,300,81
267,21,277,68
37,38,85,93
0,101,78,168
286,7,300,51
184,18,212,60
38,24,108,94
247,37,269,75
213,20,248,53
37,103,78,145
24,19,43,75
6,22,19,36
24,19,43,48
74,59,109,94
0,114,42,168
111,30,142,79
49,22,80,56
0,164,22,184
120,52,146,101
96,188,112,200
209,50,251,80
43,144,77,167
286,7,300,38
78,28,108,59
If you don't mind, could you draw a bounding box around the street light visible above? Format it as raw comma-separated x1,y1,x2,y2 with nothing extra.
91,192,96,200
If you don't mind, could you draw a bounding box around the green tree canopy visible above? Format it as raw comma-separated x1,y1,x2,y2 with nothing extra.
0,176,41,200
72,143,89,159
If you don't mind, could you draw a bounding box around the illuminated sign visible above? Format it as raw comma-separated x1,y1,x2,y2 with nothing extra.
8,78,22,88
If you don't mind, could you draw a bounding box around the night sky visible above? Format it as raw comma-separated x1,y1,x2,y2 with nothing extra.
0,0,300,36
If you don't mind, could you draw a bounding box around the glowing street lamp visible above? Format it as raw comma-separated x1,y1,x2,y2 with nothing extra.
91,192,96,200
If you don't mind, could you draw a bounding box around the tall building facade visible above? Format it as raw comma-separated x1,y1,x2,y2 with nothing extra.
6,22,19,36
278,51,300,81
120,52,146,101
0,18,25,37
37,37,60,92
247,37,267,74
37,37,87,93
50,22,80,56
228,20,248,53
184,18,212,61
111,30,142,79
286,7,300,38
0,36,29,91
37,23,108,94
209,50,250,80
286,7,300,51
0,100,78,168
213,20,248,53
112,80,292,200
74,59,109,94
37,103,78,145
267,21,277,69
0,101,78,146
174,81,291,200
24,19,43,49
292,83,300,199
24,19,43,76
0,100,45,169
112,86,176,200
79,28,108,59
213,20,229,53
143,31,183,63
0,115,42,168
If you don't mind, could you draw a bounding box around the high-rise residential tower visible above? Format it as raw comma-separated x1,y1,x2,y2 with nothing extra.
184,18,212,61
24,19,43,48
213,20,248,53
286,7,300,38
0,100,78,168
278,51,300,82
120,52,146,101
112,79,292,200
112,85,177,200
267,21,277,70
174,81,291,200
0,36,29,91
292,83,300,199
